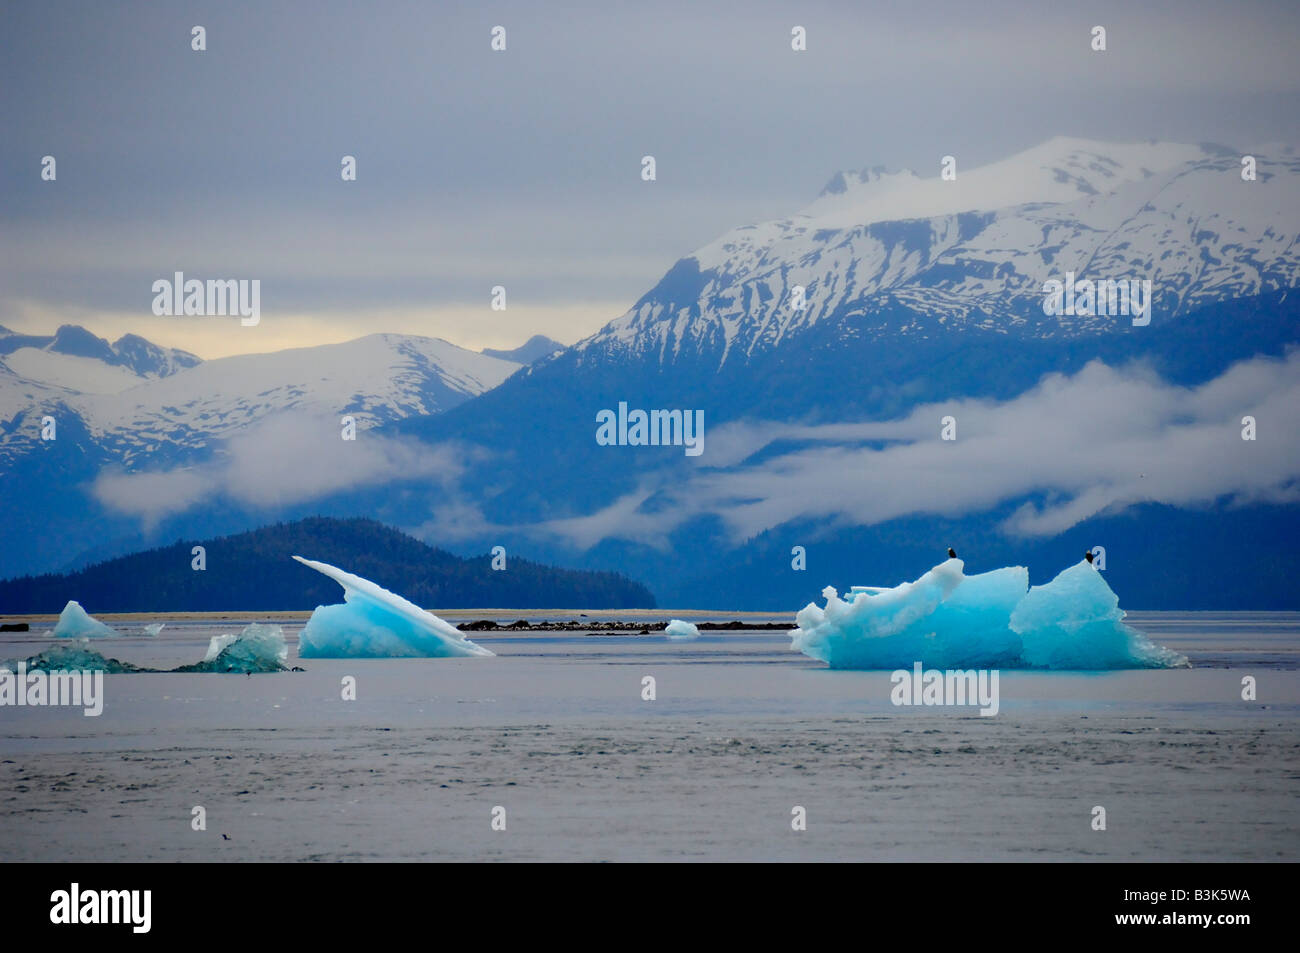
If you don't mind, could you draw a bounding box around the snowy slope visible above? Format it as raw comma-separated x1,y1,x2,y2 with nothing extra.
0,331,521,469
87,333,521,458
3,348,148,394
0,325,201,383
798,137,1208,228
575,139,1300,367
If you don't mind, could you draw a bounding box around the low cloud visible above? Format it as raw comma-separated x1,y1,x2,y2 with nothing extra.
540,352,1300,547
92,411,468,526
92,353,1300,549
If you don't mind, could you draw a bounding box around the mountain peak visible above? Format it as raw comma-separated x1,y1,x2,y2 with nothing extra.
482,334,565,364
48,324,117,361
111,332,202,377
587,138,1298,370
819,165,918,198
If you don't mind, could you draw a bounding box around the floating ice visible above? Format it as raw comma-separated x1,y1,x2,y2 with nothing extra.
665,619,700,641
293,556,494,659
791,558,1188,670
50,601,118,639
10,642,148,674
178,623,290,673
203,633,238,661
10,625,293,675
143,623,165,637
1011,562,1189,670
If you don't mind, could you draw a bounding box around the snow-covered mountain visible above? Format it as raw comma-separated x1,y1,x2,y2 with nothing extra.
0,329,522,469
3,137,1299,602
0,324,201,391
575,138,1299,368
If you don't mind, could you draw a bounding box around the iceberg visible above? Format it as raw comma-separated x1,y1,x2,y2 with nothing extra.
293,556,494,659
1011,562,1189,670
143,623,166,637
10,642,150,674
50,601,118,639
791,558,1188,670
10,625,295,675
176,623,291,673
665,619,700,641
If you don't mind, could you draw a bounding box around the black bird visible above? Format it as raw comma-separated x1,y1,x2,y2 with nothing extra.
947,548,957,559
1085,550,1094,564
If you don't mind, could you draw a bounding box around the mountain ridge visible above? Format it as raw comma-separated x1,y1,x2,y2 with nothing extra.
0,516,656,612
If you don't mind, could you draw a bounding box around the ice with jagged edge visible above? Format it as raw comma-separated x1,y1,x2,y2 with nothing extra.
49,600,118,639
12,623,292,674
187,623,289,673
293,556,494,659
665,619,700,641
790,558,1189,670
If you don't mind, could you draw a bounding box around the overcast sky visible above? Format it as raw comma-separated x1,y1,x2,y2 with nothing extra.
3,0,1298,357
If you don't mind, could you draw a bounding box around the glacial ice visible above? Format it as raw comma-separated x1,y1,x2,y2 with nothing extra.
10,622,293,675
10,642,150,674
1011,562,1189,670
50,601,118,639
177,623,290,673
293,556,494,659
143,623,165,637
665,619,700,641
790,558,1189,670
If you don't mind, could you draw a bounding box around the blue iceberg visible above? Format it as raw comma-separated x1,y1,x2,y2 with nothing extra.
13,623,294,674
665,619,700,641
293,556,494,659
1011,562,1188,670
10,643,149,674
790,558,1188,670
50,601,118,639
177,623,290,673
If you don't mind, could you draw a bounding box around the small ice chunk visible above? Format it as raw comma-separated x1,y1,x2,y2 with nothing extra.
50,601,118,639
183,623,289,673
665,619,700,641
143,623,166,637
9,642,149,674
293,556,494,659
203,633,238,662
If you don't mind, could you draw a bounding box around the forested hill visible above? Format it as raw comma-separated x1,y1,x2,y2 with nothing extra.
0,517,656,612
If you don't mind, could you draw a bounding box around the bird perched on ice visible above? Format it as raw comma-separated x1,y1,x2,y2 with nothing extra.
1085,550,1095,564
947,548,957,559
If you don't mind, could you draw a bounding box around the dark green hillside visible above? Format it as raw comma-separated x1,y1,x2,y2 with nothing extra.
0,517,655,612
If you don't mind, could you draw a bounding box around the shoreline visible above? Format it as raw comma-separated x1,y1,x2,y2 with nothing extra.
0,608,799,629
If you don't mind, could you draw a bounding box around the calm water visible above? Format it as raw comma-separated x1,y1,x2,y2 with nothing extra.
4,609,1297,670
2,611,1297,861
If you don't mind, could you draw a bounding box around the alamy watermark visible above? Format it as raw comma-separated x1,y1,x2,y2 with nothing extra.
152,272,260,326
890,662,999,716
1042,271,1151,326
50,883,150,933
0,662,102,716
596,402,703,456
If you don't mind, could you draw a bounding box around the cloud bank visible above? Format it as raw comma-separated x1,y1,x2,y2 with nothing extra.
92,412,467,526
539,352,1300,547
91,353,1300,548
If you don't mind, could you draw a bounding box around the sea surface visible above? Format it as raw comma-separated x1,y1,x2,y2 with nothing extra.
1,611,1297,861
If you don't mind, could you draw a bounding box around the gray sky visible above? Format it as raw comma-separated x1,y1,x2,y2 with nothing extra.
3,0,1298,356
